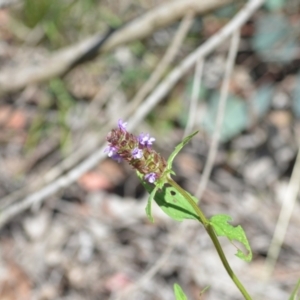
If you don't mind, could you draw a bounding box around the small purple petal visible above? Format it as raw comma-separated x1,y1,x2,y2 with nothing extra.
138,133,155,147
144,173,157,183
131,147,143,159
111,153,122,163
118,119,127,131
104,145,117,157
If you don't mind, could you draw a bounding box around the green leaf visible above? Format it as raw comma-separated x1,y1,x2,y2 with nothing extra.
145,185,158,223
209,214,252,262
167,131,198,170
174,283,188,300
140,178,199,222
252,14,298,63
203,93,247,142
251,84,274,118
139,131,199,223
265,0,285,11
289,279,300,300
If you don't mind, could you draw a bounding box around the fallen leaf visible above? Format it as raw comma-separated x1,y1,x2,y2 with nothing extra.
7,110,27,130
78,171,112,191
104,273,132,292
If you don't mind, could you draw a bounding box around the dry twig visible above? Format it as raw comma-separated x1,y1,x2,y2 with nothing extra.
263,146,300,279
125,11,194,115
195,30,241,200
183,58,204,138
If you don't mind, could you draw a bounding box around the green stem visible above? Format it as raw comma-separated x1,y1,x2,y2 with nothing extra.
167,178,252,300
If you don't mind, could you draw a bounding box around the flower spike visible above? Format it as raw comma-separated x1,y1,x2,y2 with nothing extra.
105,121,167,183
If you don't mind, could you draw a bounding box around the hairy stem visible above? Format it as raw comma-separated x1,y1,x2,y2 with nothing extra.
167,177,252,300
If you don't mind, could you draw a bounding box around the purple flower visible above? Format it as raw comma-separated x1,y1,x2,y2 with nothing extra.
118,119,127,132
132,147,143,159
138,133,155,147
111,153,122,163
145,172,157,183
106,123,167,181
104,145,117,157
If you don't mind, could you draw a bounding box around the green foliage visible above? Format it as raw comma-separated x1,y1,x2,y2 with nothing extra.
203,93,247,142
199,286,210,298
185,77,208,100
130,42,147,57
23,0,53,28
26,78,74,153
265,0,286,11
173,283,188,300
167,131,199,170
214,3,239,18
251,84,274,118
98,6,122,28
203,85,273,142
25,111,51,152
19,0,112,48
49,78,74,153
141,177,199,222
252,13,298,63
289,279,300,300
136,124,252,298
209,214,252,262
145,185,159,223
181,78,207,128
140,131,199,222
121,67,150,90
22,0,75,47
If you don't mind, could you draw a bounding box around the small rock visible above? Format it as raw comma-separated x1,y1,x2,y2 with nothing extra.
272,92,290,109
23,211,50,241
243,157,278,186
268,111,291,128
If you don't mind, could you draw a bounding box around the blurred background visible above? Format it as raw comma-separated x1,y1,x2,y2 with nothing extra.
0,0,300,299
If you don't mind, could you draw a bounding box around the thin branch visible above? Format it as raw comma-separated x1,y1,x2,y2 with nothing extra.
0,0,265,228
263,146,300,280
0,0,232,95
195,30,241,200
125,11,194,115
183,58,204,138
